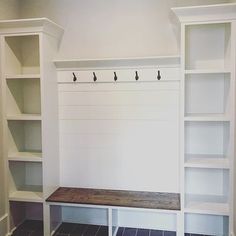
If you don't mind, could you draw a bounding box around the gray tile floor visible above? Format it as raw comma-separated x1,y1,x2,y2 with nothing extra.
11,221,212,236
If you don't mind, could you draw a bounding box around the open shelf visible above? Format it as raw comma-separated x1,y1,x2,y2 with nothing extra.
185,121,230,157
8,120,42,155
5,35,40,75
185,194,229,216
185,213,229,236
6,74,40,80
184,114,230,122
49,205,177,236
6,78,41,117
7,114,41,121
9,202,43,233
8,151,42,162
185,168,229,216
185,69,231,75
184,154,229,169
9,187,43,203
185,73,230,117
8,161,43,202
185,23,231,71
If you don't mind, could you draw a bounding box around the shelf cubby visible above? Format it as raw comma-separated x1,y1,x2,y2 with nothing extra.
5,35,40,75
185,121,230,167
185,213,229,236
185,23,231,70
184,73,230,118
50,205,109,236
10,201,43,233
185,168,229,215
8,161,43,202
6,78,41,117
8,120,42,161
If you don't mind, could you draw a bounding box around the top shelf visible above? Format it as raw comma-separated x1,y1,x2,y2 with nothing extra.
185,69,231,75
184,23,231,71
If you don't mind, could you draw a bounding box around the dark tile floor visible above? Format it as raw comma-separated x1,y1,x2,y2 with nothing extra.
54,223,107,236
54,223,177,236
116,227,176,236
11,221,213,236
12,220,43,236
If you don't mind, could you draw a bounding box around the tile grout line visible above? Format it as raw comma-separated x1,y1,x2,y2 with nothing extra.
81,224,89,236
121,227,125,236
94,225,101,236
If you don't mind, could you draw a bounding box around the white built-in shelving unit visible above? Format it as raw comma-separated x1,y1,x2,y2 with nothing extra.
172,3,236,236
0,18,63,236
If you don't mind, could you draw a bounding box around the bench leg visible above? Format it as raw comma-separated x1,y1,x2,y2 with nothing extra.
44,203,51,236
108,208,113,236
176,212,184,236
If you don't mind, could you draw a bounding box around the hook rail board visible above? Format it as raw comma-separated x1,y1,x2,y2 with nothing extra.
54,56,180,70
57,68,180,84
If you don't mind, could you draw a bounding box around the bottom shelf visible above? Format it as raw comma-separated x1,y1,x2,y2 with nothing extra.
10,201,43,234
12,220,43,236
185,213,229,236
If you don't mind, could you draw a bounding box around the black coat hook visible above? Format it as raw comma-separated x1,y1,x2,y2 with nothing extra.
114,72,118,81
72,72,77,82
93,72,97,82
157,70,161,80
135,71,139,81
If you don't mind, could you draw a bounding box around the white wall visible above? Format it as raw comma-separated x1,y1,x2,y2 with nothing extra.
0,0,19,20
19,0,230,59
0,2,19,235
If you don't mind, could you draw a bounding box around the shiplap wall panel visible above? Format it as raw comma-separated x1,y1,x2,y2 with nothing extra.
58,78,180,192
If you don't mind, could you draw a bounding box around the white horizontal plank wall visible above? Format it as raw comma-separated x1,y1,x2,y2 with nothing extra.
58,80,180,192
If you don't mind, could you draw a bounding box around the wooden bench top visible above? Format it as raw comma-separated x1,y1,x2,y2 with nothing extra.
46,187,180,211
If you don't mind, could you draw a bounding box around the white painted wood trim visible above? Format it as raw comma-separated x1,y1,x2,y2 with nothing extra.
0,18,64,39
172,3,236,23
54,55,180,70
229,20,236,236
108,208,112,236
46,202,180,214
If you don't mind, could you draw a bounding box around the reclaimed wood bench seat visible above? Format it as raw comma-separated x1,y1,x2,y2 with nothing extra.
46,187,181,211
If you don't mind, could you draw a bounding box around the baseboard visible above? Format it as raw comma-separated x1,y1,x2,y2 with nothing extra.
50,221,62,236
0,214,8,236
